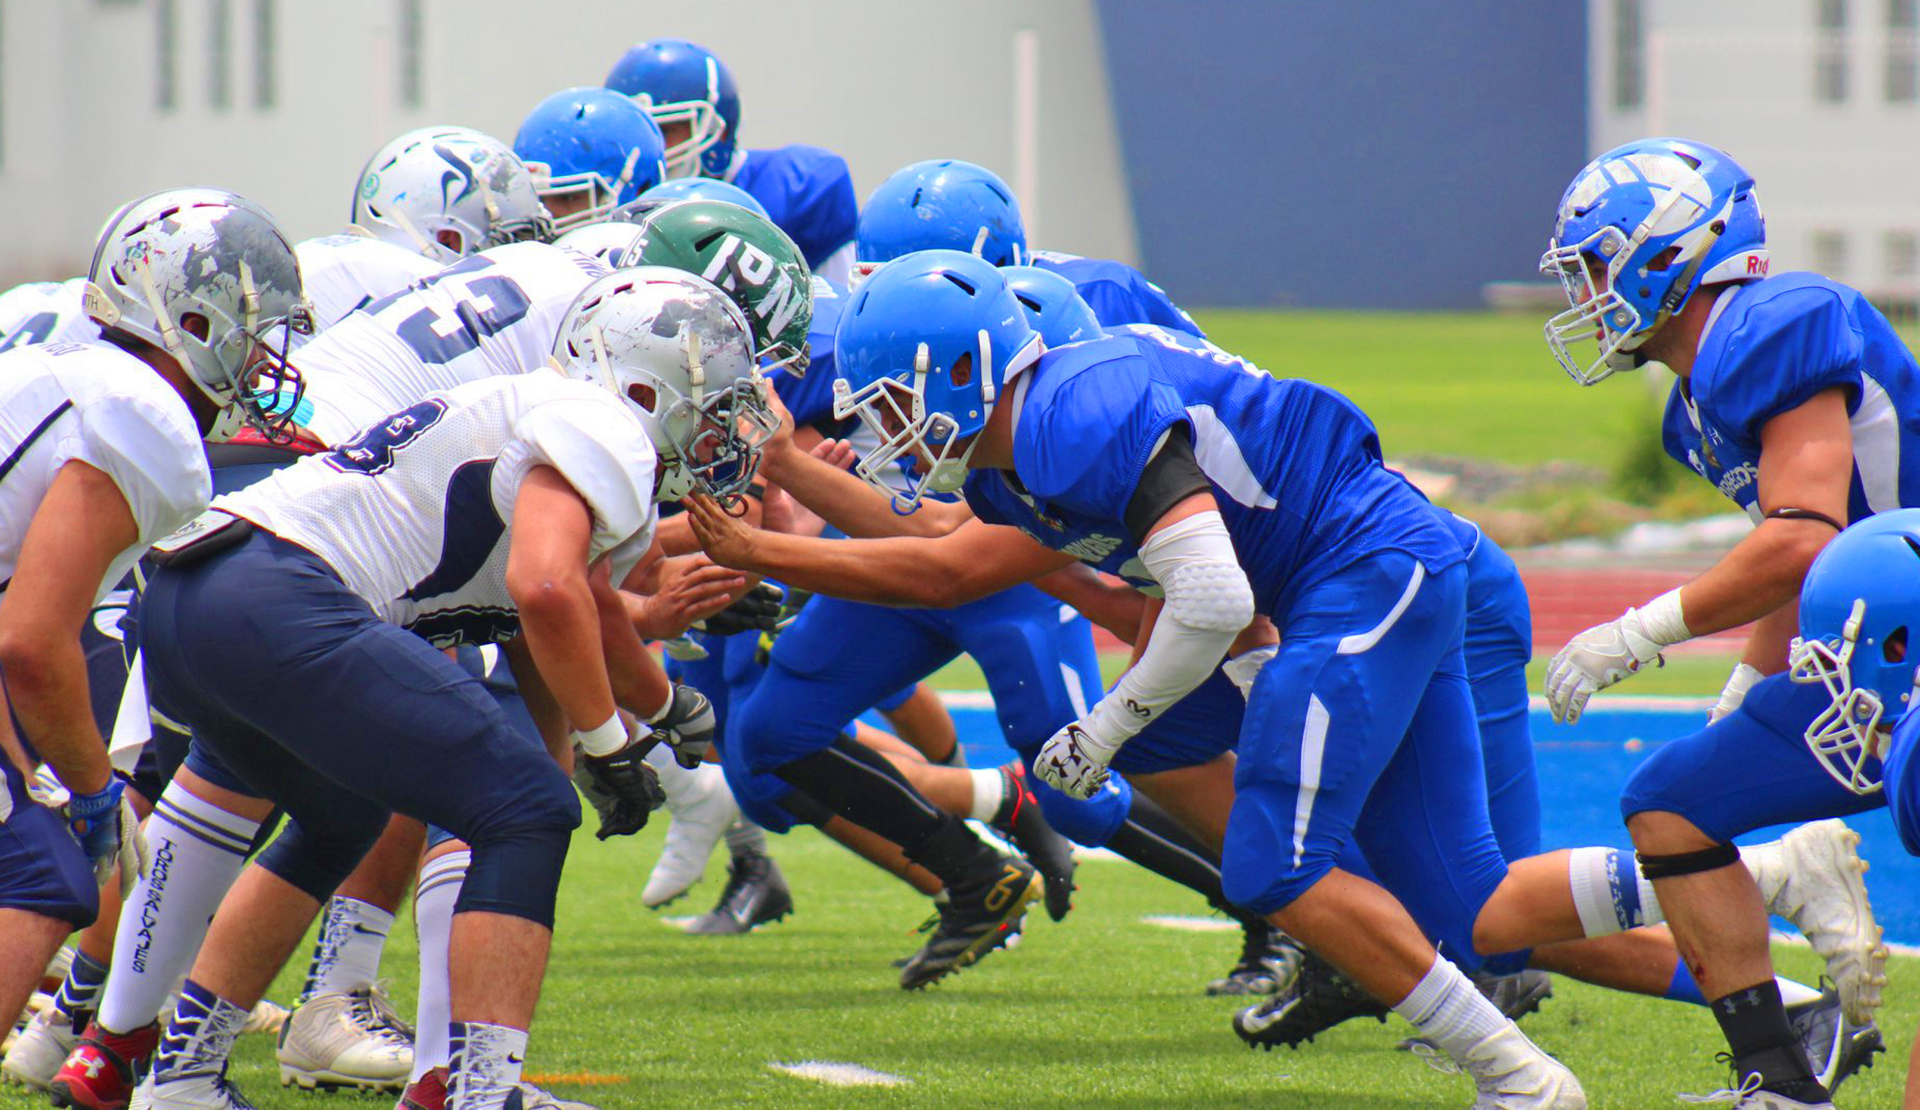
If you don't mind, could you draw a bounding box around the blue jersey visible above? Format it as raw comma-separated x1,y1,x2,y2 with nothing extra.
1028,250,1203,338
767,276,850,432
728,145,857,271
1662,272,1920,522
963,326,1462,615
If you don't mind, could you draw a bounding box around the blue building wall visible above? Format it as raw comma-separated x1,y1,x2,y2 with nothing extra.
1092,1,1588,310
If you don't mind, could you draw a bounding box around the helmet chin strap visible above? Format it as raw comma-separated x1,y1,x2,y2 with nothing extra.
388,207,442,260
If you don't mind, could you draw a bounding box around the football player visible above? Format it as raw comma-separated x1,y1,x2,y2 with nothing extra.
512,87,669,233
125,268,769,1110
604,39,858,283
351,127,553,264
1538,137,1907,1108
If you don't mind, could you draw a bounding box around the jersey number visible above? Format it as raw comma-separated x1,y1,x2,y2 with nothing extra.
0,312,61,353
368,256,532,365
326,399,447,475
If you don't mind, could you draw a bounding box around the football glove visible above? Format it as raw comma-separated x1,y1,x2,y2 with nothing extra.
1033,722,1118,801
573,742,668,839
63,779,149,897
1546,613,1665,724
646,683,717,770
754,585,814,667
1710,662,1765,723
696,581,785,638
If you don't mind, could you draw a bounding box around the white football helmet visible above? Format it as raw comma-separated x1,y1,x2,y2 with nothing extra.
351,127,553,263
552,266,775,505
552,222,647,269
85,188,313,441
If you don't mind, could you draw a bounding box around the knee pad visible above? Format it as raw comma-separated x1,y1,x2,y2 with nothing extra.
452,766,578,927
1636,841,1741,880
256,815,385,903
1032,770,1132,848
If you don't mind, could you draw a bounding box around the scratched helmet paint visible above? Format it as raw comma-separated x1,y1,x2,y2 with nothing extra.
627,199,813,376
351,126,554,263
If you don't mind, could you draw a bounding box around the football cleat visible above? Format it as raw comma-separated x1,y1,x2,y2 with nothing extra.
395,1066,599,1110
1786,986,1883,1095
986,763,1075,921
899,859,1043,990
49,1022,159,1110
127,1070,258,1110
4,1006,81,1089
240,1000,287,1038
1744,820,1888,1023
1207,922,1305,997
1677,1070,1834,1108
641,759,737,909
683,850,793,935
276,987,412,1091
1233,952,1389,1049
1456,1024,1587,1109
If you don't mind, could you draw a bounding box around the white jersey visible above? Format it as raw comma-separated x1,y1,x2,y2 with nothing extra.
294,234,441,331
0,278,100,351
0,342,209,599
290,242,609,447
218,371,657,647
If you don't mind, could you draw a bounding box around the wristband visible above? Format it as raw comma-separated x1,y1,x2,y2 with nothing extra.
644,688,677,725
1631,587,1692,647
571,714,628,757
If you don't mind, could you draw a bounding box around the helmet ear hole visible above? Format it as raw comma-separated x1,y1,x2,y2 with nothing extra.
179,313,211,342
949,353,973,388
627,381,658,412
436,229,465,254
1885,626,1908,665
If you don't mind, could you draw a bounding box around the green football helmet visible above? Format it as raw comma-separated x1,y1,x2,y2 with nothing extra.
627,199,813,376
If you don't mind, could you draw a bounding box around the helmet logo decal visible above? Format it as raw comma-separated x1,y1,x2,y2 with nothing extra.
433,142,481,207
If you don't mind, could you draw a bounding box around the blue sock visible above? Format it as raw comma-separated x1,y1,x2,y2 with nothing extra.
1665,962,1709,1006
51,951,109,1026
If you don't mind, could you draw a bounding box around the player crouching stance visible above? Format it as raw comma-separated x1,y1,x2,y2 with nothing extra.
127,268,771,1110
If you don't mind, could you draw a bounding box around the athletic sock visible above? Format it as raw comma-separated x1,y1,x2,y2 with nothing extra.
1711,981,1829,1102
410,850,468,1082
932,740,966,767
1567,846,1663,936
1105,794,1264,928
446,1021,527,1110
968,768,1008,823
99,784,260,1034
51,951,109,1028
723,820,768,858
1393,954,1510,1062
151,979,247,1084
301,897,394,1001
774,737,987,882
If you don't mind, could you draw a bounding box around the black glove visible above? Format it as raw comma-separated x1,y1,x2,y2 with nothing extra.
572,742,667,839
646,684,716,770
754,585,814,667
696,581,785,637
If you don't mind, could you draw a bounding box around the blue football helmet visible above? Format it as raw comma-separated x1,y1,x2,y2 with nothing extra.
833,249,1040,512
636,177,769,218
855,160,1027,268
513,87,668,233
604,39,740,180
1540,138,1768,385
1789,510,1920,795
1002,265,1103,348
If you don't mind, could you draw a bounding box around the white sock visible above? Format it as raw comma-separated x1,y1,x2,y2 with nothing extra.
724,820,767,857
967,768,1006,822
645,744,704,810
1778,977,1824,1006
99,783,260,1033
304,897,394,998
1393,954,1509,1062
1567,846,1664,937
447,1021,527,1110
411,850,467,1081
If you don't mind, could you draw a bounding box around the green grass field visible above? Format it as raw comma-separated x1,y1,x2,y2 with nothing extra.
5,822,1907,1110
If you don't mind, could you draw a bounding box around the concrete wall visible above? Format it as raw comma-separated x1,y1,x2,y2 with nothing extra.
0,0,1138,285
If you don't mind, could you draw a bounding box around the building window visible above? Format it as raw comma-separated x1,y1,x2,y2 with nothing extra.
1812,230,1850,276
398,0,423,108
1887,230,1919,278
1613,0,1645,110
1890,0,1920,100
253,0,275,108
156,0,177,111
1816,0,1850,103
208,0,231,110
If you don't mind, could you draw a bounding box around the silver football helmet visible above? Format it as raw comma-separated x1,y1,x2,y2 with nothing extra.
351,126,554,263
552,266,775,506
552,222,647,269
85,188,313,441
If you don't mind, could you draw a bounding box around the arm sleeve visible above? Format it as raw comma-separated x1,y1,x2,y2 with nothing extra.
1076,510,1252,753
497,398,658,562
57,391,211,545
1706,286,1864,445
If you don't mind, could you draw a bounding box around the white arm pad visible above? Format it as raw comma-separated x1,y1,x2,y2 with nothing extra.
1078,512,1253,753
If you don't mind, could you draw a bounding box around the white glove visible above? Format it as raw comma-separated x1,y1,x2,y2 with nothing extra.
1710,662,1765,723
1545,590,1691,724
110,794,150,899
1223,645,1278,701
1032,723,1118,800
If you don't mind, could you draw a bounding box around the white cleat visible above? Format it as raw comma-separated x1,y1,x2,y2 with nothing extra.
641,754,738,909
1744,819,1888,1024
129,1070,259,1109
2,1007,79,1090
275,987,411,1092
1459,1025,1587,1109
1678,1073,1834,1108
241,999,287,1037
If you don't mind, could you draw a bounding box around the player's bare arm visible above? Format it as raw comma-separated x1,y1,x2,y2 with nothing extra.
506,464,621,733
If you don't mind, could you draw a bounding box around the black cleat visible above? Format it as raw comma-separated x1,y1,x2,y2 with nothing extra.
1788,985,1884,1096
1206,922,1304,997
684,850,793,935
1233,952,1388,1049
899,859,1043,990
988,763,1075,921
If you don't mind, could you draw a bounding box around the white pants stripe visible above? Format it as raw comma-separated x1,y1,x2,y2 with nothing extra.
1292,694,1330,869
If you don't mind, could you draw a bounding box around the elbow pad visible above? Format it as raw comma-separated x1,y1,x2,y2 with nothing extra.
1145,512,1253,634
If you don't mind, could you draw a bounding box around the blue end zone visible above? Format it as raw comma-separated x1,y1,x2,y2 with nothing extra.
934,698,1920,947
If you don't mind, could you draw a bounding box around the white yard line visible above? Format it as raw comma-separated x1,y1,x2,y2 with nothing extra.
768,1061,912,1088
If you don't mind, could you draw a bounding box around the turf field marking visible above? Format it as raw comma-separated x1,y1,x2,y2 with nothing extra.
521,1073,626,1085
1140,914,1240,933
769,1061,912,1087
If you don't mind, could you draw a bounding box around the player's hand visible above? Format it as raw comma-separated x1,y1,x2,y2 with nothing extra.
809,437,859,472
645,683,718,770
640,556,748,639
764,383,797,458
574,738,668,839
683,492,760,570
697,581,784,637
1033,723,1117,800
1545,611,1666,724
1709,662,1765,723
63,779,149,897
